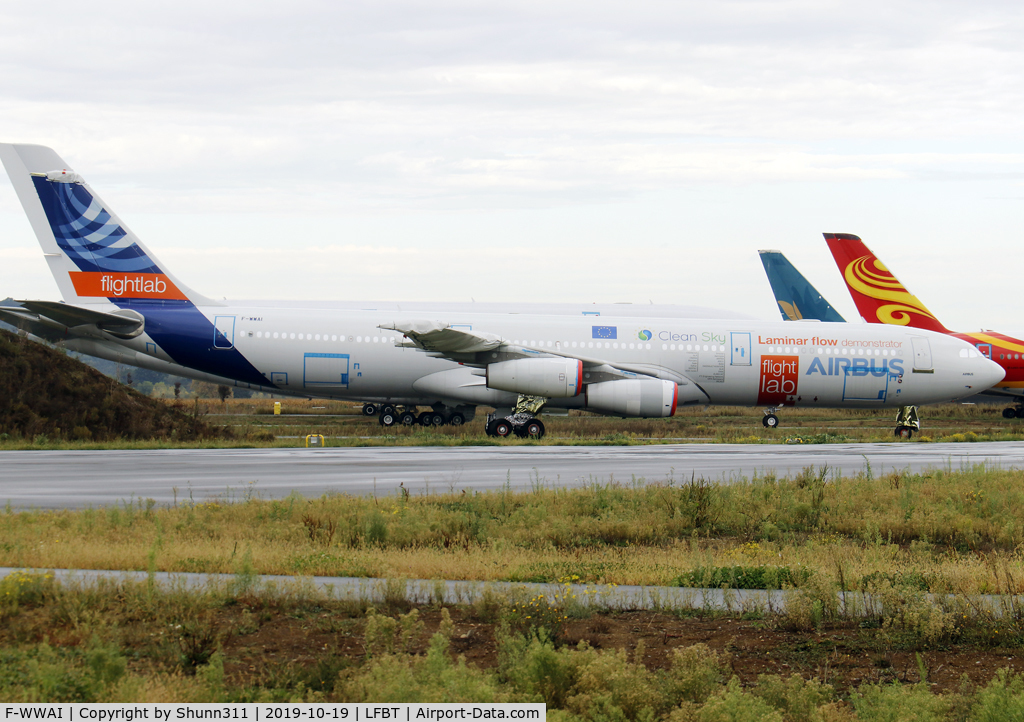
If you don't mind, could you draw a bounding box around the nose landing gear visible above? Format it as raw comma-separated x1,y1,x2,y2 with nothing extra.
761,408,780,429
894,406,920,439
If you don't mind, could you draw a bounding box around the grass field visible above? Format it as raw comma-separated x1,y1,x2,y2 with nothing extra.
2,398,1024,449
5,464,1024,588
4,455,1024,711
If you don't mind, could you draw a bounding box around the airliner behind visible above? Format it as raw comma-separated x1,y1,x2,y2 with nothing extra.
825,234,1024,420
0,144,1003,436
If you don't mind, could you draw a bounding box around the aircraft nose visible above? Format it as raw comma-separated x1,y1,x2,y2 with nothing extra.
978,356,1006,390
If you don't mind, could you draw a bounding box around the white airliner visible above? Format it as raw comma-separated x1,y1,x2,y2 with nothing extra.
0,144,1004,437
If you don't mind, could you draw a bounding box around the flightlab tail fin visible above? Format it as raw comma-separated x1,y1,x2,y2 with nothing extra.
758,250,845,323
0,144,212,306
823,233,949,333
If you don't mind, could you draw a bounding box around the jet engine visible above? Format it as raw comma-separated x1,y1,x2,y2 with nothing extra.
585,378,679,417
486,357,583,398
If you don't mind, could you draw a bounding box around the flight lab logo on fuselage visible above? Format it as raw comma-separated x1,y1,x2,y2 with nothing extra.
758,355,799,406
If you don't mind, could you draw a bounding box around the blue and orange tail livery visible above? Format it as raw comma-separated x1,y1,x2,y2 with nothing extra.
823,233,949,334
0,144,208,305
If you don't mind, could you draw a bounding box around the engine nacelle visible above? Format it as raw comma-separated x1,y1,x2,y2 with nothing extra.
486,357,583,398
585,378,678,417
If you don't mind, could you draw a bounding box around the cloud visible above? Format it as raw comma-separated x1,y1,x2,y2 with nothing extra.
3,0,1024,327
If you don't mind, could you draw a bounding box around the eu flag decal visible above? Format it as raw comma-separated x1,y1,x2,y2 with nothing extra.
592,325,617,339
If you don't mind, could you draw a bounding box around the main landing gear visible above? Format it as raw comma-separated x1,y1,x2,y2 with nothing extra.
485,395,548,439
485,413,545,439
761,408,780,429
377,404,470,428
1003,406,1024,419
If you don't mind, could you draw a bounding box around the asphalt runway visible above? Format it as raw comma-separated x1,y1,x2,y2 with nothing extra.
2,441,1023,509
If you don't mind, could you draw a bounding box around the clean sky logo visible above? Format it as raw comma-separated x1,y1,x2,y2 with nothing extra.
638,329,652,341
592,325,617,339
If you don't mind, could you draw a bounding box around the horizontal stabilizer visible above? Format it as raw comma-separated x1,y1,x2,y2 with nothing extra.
13,300,143,336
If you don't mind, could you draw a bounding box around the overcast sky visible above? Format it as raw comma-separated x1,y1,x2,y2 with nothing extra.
1,0,1023,329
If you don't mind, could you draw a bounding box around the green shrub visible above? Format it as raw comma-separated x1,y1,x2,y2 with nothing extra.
675,566,812,590
500,634,577,708
0,639,127,702
752,675,833,722
340,633,501,703
363,608,423,657
687,678,783,722
565,646,660,721
503,587,572,641
970,668,1024,722
0,570,55,613
664,644,731,705
851,683,949,722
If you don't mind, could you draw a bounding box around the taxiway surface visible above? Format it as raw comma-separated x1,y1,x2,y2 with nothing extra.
1,441,1021,509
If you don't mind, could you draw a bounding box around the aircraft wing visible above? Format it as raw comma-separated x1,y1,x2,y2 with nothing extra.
381,319,692,385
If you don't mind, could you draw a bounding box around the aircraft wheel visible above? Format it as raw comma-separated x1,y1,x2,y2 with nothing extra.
380,404,396,416
399,411,417,426
896,426,914,439
1004,408,1017,419
493,420,513,438
429,412,446,426
525,419,545,439
362,404,377,416
379,411,397,427
419,413,433,426
448,412,465,427
762,414,779,429
1016,408,1024,419
485,419,500,436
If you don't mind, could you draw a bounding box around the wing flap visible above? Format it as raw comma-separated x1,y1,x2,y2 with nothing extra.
380,320,504,353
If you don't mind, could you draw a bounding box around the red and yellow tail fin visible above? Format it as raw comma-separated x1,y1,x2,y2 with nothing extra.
823,233,950,333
